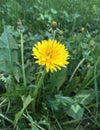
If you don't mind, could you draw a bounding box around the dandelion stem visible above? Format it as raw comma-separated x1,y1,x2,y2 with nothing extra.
32,69,46,113
52,30,56,39
20,33,26,87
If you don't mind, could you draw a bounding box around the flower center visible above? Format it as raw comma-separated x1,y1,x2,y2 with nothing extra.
46,50,52,58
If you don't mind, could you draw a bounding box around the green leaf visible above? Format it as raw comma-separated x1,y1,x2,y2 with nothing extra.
81,67,93,88
65,76,80,95
74,89,95,105
55,95,74,106
49,68,66,90
14,95,33,126
50,8,57,14
0,26,19,82
22,95,33,111
67,103,84,120
1,87,28,97
14,111,22,126
55,95,84,120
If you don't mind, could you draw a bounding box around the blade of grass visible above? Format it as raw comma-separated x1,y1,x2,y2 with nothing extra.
23,112,45,130
0,98,7,106
94,56,100,118
0,113,14,125
69,58,85,82
83,105,100,127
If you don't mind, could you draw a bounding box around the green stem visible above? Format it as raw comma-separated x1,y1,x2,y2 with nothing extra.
52,30,56,39
32,69,46,113
20,33,26,87
0,113,14,125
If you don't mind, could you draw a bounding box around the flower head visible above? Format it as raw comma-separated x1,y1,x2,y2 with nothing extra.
51,20,57,27
32,39,69,72
58,30,63,35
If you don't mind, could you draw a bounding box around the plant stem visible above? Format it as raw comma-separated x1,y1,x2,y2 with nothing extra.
32,69,46,113
0,113,14,125
20,33,26,87
52,30,56,39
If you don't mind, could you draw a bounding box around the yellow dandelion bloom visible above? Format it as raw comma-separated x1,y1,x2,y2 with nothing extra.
32,39,69,72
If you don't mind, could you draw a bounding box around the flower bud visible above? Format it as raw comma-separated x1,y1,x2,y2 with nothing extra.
17,19,22,26
51,20,57,27
58,30,63,35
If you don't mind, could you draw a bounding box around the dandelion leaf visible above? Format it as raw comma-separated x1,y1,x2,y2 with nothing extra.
0,26,19,82
14,95,33,126
49,68,66,90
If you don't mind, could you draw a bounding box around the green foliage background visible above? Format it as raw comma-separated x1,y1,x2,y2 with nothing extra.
0,0,100,130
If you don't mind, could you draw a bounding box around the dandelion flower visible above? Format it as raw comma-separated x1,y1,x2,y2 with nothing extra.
32,39,69,72
51,20,57,27
58,30,63,35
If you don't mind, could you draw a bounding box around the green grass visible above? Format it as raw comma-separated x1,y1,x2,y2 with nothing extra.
0,0,100,130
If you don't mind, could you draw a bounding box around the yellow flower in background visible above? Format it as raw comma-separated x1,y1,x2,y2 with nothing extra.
32,39,69,72
81,27,85,32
